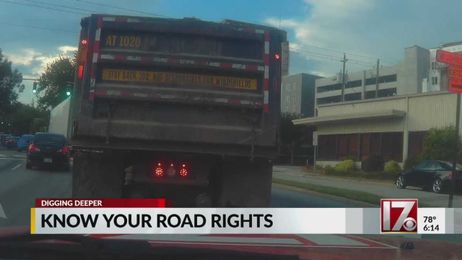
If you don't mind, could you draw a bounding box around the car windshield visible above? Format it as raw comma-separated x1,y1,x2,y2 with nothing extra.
1,1,462,259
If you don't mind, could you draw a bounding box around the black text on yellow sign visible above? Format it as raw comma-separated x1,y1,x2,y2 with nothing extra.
102,69,258,90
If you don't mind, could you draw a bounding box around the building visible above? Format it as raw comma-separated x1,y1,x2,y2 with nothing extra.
293,91,460,166
425,42,462,92
281,73,321,117
315,46,430,106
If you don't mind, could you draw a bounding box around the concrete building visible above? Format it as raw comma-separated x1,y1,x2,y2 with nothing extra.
293,91,460,166
281,73,321,117
424,42,462,92
315,46,430,106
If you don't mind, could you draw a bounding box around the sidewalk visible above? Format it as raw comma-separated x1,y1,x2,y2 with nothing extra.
273,165,462,207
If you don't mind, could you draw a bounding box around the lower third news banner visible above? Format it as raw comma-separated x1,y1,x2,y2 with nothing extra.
31,199,462,234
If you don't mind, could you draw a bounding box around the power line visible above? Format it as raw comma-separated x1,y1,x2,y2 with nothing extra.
298,42,397,65
72,0,169,17
0,0,86,15
24,0,94,14
295,48,375,67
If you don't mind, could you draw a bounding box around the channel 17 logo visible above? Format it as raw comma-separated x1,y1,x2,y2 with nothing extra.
380,199,418,233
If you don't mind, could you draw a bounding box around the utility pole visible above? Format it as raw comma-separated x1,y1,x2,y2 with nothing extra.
449,93,461,208
341,53,348,102
375,59,380,98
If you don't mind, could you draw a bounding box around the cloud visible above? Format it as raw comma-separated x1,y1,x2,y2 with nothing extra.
6,45,77,77
6,49,42,66
58,46,78,55
265,0,462,76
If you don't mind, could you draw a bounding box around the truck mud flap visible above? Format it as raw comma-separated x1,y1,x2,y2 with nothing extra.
72,151,125,198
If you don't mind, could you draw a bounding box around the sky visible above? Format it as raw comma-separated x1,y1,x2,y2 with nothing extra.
1,0,462,104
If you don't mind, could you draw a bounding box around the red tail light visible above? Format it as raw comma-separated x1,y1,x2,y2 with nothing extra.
153,162,164,177
28,144,40,153
58,146,70,155
78,65,84,80
179,163,189,177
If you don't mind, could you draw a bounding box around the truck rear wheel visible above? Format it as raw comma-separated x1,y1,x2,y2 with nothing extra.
72,151,125,198
214,158,272,207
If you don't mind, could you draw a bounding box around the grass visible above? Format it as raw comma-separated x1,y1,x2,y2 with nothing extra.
273,177,431,207
305,166,397,181
273,177,382,205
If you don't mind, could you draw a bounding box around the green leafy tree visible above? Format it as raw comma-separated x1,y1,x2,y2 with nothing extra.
5,103,48,135
0,49,24,117
37,56,76,109
279,113,305,165
422,126,462,162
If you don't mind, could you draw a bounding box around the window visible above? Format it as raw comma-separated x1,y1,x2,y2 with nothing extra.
408,131,427,158
415,161,430,170
318,135,337,160
365,91,377,99
317,95,342,105
345,92,361,101
365,74,397,85
432,77,438,85
431,62,436,70
317,83,341,93
381,132,403,161
346,80,362,88
318,132,403,162
377,88,397,97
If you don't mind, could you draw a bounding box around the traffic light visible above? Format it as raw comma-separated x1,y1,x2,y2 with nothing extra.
32,82,37,93
65,83,73,97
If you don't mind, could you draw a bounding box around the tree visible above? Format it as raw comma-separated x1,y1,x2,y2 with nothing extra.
37,56,76,109
0,49,24,117
421,126,462,162
279,113,305,165
3,103,48,135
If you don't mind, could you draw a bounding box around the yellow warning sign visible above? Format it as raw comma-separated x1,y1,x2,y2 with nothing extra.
102,69,258,90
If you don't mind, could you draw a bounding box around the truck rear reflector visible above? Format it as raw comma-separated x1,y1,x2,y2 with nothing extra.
153,162,164,177
179,164,189,177
78,65,84,80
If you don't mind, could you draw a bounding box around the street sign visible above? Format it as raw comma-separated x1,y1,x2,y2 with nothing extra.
436,50,462,93
436,49,462,66
312,131,318,146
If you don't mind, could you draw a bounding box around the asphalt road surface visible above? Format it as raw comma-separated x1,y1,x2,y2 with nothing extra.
0,149,362,227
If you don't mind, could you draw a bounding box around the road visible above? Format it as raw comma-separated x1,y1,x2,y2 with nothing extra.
0,149,364,227
0,150,71,227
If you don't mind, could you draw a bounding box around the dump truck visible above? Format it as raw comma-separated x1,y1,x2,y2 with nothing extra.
70,14,288,206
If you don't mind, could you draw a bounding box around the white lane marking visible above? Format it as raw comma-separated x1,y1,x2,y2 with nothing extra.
0,158,23,160
11,163,22,170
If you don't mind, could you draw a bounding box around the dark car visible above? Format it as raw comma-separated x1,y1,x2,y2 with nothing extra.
26,133,70,170
5,136,18,149
396,160,462,193
17,134,34,152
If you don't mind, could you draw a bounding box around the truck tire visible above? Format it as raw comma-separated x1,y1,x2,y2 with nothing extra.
215,158,272,207
72,151,125,198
